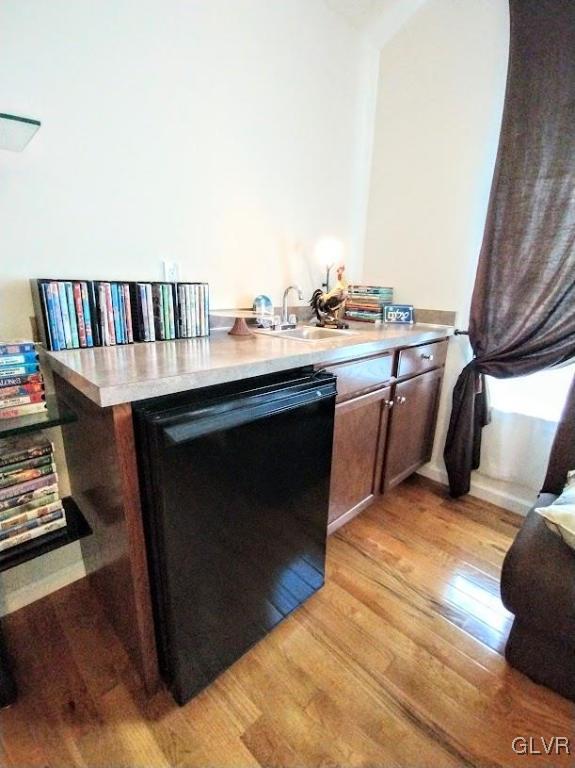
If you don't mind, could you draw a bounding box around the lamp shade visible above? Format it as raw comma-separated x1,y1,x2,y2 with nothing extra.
0,113,41,152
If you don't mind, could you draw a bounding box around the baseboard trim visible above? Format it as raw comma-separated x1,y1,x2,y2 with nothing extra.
417,464,534,516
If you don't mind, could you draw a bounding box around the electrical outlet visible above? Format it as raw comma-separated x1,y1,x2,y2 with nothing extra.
163,260,179,282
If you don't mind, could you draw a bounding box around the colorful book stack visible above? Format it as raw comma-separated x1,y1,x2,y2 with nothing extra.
93,281,133,347
0,433,65,553
0,342,47,420
176,283,209,339
31,279,210,350
32,280,99,351
345,285,394,323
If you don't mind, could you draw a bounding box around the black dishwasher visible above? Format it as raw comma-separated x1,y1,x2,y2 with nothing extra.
133,368,336,704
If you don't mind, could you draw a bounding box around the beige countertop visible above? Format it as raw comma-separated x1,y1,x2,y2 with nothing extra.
43,323,453,408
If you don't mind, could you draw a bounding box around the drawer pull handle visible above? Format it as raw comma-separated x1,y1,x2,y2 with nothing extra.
421,353,434,361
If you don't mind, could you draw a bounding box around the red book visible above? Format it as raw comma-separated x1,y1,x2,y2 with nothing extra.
73,282,87,347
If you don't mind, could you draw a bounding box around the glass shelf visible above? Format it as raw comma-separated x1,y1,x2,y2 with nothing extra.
0,497,91,573
0,395,77,439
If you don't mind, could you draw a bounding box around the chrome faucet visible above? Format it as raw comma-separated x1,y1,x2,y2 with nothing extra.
282,285,304,325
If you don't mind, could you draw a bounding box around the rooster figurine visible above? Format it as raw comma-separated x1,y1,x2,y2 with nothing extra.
310,265,349,328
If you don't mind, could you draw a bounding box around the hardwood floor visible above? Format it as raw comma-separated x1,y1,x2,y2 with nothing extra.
1,476,573,767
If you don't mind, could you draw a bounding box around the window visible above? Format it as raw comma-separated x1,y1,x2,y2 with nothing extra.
487,364,575,422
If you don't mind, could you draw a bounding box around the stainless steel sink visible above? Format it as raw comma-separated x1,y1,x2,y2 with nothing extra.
258,326,357,342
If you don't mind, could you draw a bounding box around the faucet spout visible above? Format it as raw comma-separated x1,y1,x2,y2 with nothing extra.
282,285,304,324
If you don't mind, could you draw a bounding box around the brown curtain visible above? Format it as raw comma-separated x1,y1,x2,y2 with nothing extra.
444,0,575,497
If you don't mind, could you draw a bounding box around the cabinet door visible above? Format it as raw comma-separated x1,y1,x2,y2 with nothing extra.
328,386,392,532
383,368,443,492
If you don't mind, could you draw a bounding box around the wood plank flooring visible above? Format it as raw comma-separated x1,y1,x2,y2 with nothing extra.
1,476,573,767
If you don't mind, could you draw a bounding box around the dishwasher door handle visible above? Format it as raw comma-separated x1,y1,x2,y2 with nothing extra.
160,385,335,446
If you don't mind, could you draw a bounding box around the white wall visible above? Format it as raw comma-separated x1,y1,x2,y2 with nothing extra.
361,0,535,510
0,0,379,611
0,0,379,341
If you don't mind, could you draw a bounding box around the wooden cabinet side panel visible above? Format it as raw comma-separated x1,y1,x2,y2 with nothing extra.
54,374,159,693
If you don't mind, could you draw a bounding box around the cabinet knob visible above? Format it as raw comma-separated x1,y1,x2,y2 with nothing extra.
395,395,407,405
384,399,394,409
421,353,433,361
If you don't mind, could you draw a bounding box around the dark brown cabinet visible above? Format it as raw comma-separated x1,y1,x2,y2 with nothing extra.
328,386,392,532
321,338,448,534
382,367,443,491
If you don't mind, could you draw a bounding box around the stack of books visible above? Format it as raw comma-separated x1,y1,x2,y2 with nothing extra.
176,283,209,339
93,281,133,346
33,280,99,351
345,285,394,323
31,279,210,350
0,433,65,553
0,342,46,420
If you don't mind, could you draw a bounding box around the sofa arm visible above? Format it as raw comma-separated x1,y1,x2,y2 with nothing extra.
501,502,575,644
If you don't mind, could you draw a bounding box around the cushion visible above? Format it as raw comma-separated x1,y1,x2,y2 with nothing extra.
535,469,575,549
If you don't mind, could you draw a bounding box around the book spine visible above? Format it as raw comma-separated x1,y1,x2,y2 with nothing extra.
0,383,44,398
203,284,209,336
160,285,169,339
42,283,58,350
119,284,128,343
0,501,63,531
123,284,134,343
176,285,183,337
0,352,39,367
0,402,47,420
181,285,188,337
65,282,80,348
183,285,190,338
0,484,58,513
97,283,108,345
139,284,149,341
0,445,52,471
57,282,73,348
0,393,46,409
73,283,87,347
199,284,205,336
0,342,36,356
39,283,54,351
146,284,156,342
0,516,67,552
0,363,40,377
0,463,55,490
50,282,67,350
0,493,59,522
168,286,176,340
0,454,52,480
104,283,116,345
87,282,101,347
0,473,57,501
111,283,122,343
152,285,164,340
0,508,64,541
80,282,94,347
0,372,43,388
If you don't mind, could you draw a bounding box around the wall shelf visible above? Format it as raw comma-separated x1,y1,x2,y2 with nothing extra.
0,497,91,574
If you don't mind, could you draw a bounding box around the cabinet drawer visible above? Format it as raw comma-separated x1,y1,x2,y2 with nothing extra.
397,339,448,379
323,352,393,402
